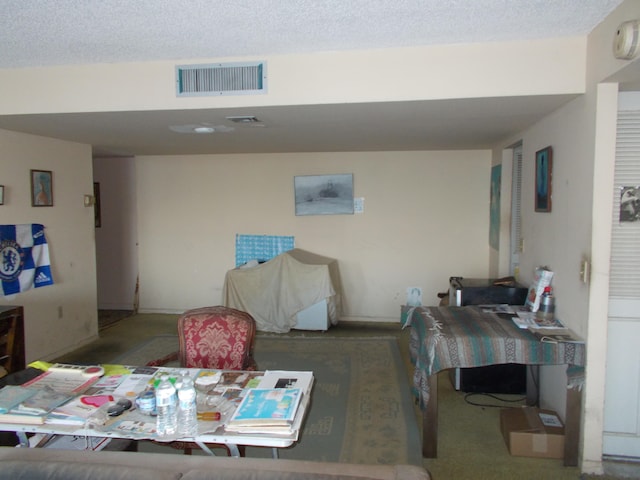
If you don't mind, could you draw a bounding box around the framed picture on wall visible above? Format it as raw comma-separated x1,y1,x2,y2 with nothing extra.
94,182,101,228
31,170,53,207
535,146,552,212
294,173,354,216
0,185,4,205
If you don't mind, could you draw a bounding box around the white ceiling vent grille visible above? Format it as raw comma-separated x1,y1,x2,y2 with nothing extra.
176,61,266,97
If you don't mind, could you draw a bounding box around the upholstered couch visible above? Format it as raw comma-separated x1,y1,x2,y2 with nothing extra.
0,447,431,480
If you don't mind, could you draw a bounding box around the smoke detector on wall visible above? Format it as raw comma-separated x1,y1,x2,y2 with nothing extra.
614,20,640,60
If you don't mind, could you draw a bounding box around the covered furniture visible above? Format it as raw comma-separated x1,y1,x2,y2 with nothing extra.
0,447,432,480
223,249,342,333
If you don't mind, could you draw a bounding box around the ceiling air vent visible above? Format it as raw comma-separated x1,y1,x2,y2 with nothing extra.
176,61,266,97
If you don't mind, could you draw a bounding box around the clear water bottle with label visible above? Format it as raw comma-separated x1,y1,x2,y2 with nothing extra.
155,374,177,437
177,370,198,437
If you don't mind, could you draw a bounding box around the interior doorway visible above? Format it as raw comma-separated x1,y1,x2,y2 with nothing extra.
93,157,139,326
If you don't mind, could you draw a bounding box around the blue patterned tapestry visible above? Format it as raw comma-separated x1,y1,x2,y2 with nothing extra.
235,234,294,267
0,224,54,296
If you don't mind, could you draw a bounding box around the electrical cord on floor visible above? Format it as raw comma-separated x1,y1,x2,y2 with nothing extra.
463,392,527,408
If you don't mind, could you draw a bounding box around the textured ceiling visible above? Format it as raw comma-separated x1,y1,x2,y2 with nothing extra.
0,0,624,68
0,0,627,156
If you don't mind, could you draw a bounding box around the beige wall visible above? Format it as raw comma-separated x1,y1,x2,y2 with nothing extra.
488,1,640,473
0,38,586,116
0,129,98,362
135,150,491,319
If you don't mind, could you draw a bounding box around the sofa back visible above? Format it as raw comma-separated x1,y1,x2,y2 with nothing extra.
0,447,431,480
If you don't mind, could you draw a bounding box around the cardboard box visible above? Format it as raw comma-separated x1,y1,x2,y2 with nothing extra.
500,407,565,459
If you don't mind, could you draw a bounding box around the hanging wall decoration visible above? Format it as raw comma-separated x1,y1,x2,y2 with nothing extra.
535,147,552,212
620,186,640,222
31,170,53,207
294,174,354,216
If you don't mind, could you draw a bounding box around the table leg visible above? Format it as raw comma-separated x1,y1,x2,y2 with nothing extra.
194,440,217,456
564,383,582,467
16,431,29,448
422,373,438,458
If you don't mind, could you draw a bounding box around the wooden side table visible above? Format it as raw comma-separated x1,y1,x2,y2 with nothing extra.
0,306,25,375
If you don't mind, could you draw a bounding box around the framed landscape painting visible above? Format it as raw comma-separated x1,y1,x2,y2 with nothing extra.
294,174,354,216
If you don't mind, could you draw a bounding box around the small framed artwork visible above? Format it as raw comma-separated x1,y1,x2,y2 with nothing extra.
620,186,640,222
535,146,552,212
0,185,4,205
294,173,354,216
31,169,53,207
94,182,102,228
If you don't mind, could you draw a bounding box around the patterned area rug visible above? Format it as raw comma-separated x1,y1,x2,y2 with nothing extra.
112,335,422,465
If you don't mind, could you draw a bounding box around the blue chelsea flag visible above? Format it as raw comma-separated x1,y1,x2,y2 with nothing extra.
0,224,54,296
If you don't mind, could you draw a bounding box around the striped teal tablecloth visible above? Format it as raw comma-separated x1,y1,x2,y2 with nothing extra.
402,306,586,407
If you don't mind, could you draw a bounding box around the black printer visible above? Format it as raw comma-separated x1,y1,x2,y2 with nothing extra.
447,276,529,394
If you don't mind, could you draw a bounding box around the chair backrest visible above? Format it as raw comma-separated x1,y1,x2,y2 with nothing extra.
177,306,257,370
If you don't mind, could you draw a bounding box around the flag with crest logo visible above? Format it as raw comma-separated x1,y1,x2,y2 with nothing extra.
0,224,54,296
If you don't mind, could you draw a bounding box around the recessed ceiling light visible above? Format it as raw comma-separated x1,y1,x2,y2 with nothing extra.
193,126,215,133
169,124,234,134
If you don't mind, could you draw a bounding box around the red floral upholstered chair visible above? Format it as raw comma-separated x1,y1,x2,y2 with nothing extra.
147,306,257,371
147,306,257,456
177,306,257,371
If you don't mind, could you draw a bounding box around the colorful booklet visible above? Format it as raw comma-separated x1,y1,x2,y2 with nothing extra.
227,388,302,428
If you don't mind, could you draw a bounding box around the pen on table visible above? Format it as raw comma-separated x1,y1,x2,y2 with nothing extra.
197,412,221,421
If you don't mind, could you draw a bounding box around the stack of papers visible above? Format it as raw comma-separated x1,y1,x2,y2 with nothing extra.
0,386,73,424
509,312,584,344
511,311,566,330
0,386,44,424
530,329,584,344
46,394,113,425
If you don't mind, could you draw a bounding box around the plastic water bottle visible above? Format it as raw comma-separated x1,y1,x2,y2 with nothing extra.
177,370,198,437
155,374,177,437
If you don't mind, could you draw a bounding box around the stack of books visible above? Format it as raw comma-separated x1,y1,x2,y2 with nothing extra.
225,370,313,435
0,385,72,424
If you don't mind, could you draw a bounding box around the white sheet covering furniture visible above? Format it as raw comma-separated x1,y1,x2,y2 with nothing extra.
223,249,342,333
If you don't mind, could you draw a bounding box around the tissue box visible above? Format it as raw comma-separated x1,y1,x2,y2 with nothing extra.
500,407,565,459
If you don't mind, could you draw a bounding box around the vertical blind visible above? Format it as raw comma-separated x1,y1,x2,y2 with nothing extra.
610,110,640,297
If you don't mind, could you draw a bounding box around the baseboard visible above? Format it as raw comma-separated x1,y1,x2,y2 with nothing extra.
137,308,184,315
339,315,400,324
38,334,100,362
134,310,401,323
98,303,135,310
